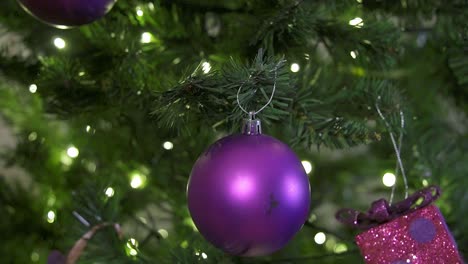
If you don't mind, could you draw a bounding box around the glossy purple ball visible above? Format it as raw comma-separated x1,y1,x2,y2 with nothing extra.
18,0,117,28
187,133,311,256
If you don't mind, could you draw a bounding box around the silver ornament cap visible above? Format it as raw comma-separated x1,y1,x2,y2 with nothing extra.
242,112,262,135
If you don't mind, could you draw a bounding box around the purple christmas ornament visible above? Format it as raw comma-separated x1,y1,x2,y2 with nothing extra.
187,117,311,256
47,250,66,264
17,0,117,28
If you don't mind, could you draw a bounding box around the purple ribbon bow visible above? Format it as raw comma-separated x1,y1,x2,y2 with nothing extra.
336,185,440,230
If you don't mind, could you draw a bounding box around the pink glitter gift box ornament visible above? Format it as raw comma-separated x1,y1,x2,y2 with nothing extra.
336,186,464,264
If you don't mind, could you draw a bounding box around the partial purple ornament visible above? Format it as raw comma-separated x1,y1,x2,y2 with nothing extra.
187,117,311,256
17,0,117,28
47,250,66,264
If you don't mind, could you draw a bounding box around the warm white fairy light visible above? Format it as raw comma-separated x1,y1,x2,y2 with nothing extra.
29,84,38,93
141,32,152,43
314,232,326,244
53,37,66,49
184,217,198,231
47,195,56,206
130,173,146,189
202,62,211,74
86,125,91,132
422,179,429,187
158,229,169,239
349,17,364,28
309,214,317,222
350,51,358,59
130,176,142,189
47,210,56,223
30,251,40,262
382,172,396,187
325,237,336,251
86,161,97,172
334,243,348,253
105,187,115,197
28,132,37,141
128,238,138,247
201,252,208,259
60,154,73,166
126,238,139,255
162,141,174,150
136,7,144,17
67,146,79,158
180,240,189,248
301,160,313,174
290,63,300,72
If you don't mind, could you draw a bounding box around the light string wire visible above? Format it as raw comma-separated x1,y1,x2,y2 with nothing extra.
375,97,408,203
236,62,281,117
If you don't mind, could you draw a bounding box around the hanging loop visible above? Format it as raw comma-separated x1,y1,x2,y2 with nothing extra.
375,97,408,203
236,63,280,116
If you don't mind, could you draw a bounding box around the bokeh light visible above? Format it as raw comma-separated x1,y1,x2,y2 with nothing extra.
314,232,326,244
29,84,37,93
382,172,396,187
67,146,79,158
202,62,211,73
290,63,300,72
53,37,66,49
163,141,174,150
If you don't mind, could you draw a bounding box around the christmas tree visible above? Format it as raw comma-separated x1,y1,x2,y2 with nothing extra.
0,0,467,263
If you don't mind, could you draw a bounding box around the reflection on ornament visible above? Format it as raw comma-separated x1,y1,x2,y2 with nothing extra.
301,160,312,174
231,175,254,199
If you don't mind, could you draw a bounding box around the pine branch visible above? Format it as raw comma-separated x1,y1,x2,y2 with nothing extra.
154,49,291,133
